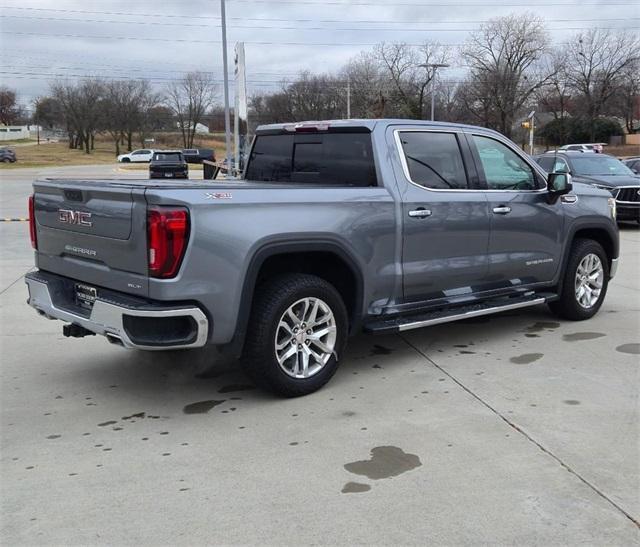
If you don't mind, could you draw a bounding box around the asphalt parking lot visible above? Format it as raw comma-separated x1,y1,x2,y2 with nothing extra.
1,165,639,545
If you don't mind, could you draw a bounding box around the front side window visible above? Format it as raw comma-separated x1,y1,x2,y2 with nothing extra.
398,132,468,190
473,135,537,190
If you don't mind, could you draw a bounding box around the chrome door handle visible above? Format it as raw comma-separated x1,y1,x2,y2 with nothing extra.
492,206,511,215
408,208,432,218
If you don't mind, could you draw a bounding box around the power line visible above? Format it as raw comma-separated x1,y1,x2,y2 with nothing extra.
2,14,636,32
2,31,469,46
1,3,636,20
5,30,637,47
2,12,637,27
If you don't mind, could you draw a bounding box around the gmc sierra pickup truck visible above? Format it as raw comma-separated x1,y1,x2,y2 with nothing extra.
25,119,619,396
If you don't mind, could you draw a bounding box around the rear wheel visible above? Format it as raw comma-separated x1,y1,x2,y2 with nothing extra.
242,273,348,397
549,239,609,320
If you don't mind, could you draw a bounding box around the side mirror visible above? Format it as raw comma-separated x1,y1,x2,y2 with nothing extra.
548,172,572,196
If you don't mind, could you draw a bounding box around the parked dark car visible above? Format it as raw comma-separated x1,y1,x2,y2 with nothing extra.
1,148,17,163
535,151,640,223
149,151,188,179
623,157,640,175
182,148,215,164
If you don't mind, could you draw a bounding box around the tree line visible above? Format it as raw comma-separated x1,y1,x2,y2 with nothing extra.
251,14,639,143
30,72,219,154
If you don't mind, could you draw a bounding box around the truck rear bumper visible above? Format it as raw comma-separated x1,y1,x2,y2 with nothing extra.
25,271,209,350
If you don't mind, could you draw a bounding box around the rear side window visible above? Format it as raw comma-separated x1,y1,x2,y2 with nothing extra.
398,132,468,190
245,132,377,187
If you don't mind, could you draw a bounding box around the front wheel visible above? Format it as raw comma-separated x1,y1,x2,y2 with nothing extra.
242,273,348,397
549,238,609,320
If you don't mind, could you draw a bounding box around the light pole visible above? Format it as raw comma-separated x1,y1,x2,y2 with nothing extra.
424,63,449,121
220,0,232,176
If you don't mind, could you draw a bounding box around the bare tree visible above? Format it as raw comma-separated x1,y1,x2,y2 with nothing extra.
535,50,572,142
165,72,219,148
0,86,20,125
564,29,640,140
373,41,449,119
343,51,390,118
461,13,552,137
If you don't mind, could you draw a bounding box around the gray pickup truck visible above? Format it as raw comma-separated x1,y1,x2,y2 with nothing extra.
25,119,620,396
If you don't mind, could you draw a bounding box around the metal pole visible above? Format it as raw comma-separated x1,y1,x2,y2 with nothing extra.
346,77,351,119
220,0,232,176
430,67,437,121
529,111,535,155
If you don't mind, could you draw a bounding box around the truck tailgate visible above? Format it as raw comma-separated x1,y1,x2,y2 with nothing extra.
33,179,150,296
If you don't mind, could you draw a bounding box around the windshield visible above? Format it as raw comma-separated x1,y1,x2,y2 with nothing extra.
571,156,634,176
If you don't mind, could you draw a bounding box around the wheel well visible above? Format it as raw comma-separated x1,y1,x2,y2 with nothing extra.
256,251,360,330
572,228,615,266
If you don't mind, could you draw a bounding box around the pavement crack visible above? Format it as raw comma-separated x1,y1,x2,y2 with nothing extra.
398,333,640,530
0,267,33,296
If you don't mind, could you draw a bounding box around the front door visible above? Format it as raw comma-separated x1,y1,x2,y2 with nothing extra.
468,133,564,288
392,129,491,302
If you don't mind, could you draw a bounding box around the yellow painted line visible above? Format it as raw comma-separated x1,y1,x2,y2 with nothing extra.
0,218,29,222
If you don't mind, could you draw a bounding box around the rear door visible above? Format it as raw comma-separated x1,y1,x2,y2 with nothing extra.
33,180,150,295
392,128,491,302
467,133,564,287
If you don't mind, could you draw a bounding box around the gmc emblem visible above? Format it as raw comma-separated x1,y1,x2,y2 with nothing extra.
58,209,93,227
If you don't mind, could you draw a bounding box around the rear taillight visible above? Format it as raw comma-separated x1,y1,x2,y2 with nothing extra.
28,195,37,249
147,206,189,278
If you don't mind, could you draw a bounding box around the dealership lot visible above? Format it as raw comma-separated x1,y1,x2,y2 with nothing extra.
1,166,639,545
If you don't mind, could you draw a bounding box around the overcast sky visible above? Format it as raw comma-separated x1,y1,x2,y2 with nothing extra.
1,0,638,110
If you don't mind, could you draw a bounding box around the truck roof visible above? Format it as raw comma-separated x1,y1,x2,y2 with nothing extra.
255,119,497,134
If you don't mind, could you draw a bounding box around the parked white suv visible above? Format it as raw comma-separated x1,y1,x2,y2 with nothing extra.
117,149,154,163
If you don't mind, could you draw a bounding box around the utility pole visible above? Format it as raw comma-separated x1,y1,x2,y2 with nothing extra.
428,63,449,121
528,110,535,155
346,77,351,119
220,0,232,176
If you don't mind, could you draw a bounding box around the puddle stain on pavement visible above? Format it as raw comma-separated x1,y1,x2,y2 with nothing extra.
510,353,544,364
342,482,371,494
183,400,226,414
616,343,640,355
562,332,606,342
344,446,422,480
525,322,560,333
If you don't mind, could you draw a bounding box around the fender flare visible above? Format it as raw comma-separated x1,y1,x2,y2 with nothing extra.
556,219,619,293
222,236,366,358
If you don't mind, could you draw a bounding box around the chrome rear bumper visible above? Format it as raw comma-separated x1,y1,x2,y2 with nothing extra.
25,272,208,350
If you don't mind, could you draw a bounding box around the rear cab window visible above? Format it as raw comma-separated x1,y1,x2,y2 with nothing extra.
154,152,182,161
245,130,377,187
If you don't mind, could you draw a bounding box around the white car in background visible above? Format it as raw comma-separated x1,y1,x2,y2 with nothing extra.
559,143,605,153
117,149,154,163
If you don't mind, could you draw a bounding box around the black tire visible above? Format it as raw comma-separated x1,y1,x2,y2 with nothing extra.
121,157,131,163
548,238,609,321
2,158,10,163
242,273,348,397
